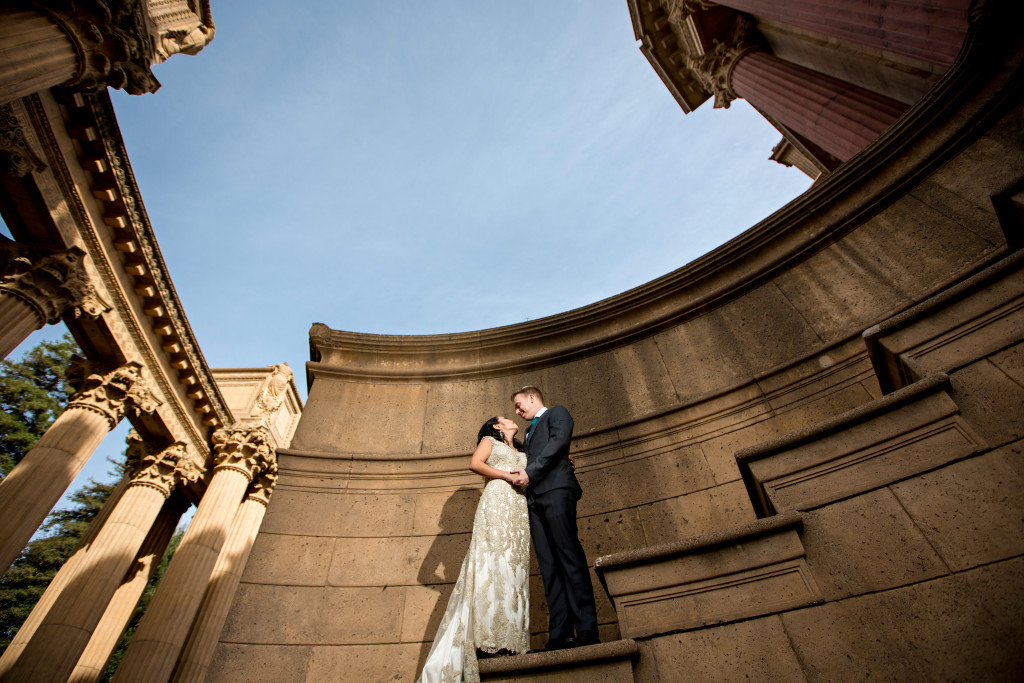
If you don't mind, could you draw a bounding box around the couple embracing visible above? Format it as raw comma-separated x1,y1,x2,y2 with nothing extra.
417,386,599,682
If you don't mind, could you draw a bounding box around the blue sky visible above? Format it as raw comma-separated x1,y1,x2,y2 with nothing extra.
9,0,810,515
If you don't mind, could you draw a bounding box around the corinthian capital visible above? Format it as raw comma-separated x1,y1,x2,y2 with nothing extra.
124,429,199,497
688,16,762,109
67,357,161,428
245,458,279,507
0,238,111,323
211,425,274,481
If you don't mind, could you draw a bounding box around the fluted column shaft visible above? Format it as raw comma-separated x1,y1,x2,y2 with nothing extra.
0,292,44,359
731,50,907,161
171,459,277,683
0,8,77,105
0,360,158,577
0,477,129,679
111,467,252,682
711,0,971,67
70,493,189,683
0,407,112,576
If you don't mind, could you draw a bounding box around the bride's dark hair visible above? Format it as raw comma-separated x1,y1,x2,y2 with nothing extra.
477,417,523,451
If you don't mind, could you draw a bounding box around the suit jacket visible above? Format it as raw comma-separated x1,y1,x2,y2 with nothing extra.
524,405,582,500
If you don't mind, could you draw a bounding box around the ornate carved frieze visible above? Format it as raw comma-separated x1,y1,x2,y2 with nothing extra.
124,428,200,496
211,425,275,481
0,103,47,176
0,237,111,323
253,363,292,417
245,458,279,507
688,15,762,108
66,356,161,427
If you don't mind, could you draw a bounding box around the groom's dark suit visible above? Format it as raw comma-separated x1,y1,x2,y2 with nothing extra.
523,405,599,645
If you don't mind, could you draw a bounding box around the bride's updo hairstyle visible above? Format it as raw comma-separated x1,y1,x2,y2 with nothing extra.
477,417,523,451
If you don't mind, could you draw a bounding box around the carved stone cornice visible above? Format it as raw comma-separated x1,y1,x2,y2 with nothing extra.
0,237,111,323
688,15,762,109
66,357,161,428
124,429,200,497
35,0,161,96
0,103,47,176
211,425,274,482
244,458,279,507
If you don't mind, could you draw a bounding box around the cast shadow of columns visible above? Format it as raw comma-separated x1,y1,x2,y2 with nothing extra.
414,486,480,674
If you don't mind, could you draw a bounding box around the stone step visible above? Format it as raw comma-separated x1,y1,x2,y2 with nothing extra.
478,639,639,682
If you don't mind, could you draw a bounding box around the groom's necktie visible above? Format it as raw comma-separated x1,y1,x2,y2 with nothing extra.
525,417,538,443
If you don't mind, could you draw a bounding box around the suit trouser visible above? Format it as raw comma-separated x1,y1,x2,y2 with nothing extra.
528,487,598,642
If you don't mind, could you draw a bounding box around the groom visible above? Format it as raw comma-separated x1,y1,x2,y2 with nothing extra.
510,386,599,650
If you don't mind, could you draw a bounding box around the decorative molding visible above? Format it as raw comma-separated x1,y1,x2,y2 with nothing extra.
0,236,111,323
212,425,275,481
124,428,200,497
245,458,279,506
0,103,47,176
66,356,161,428
688,15,762,108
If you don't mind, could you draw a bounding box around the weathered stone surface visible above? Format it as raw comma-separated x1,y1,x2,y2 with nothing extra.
637,480,756,545
240,534,333,586
800,488,948,600
258,488,418,537
890,452,1024,571
479,639,639,682
204,644,313,683
739,377,986,514
328,534,472,587
948,357,1024,448
307,643,425,682
639,615,806,682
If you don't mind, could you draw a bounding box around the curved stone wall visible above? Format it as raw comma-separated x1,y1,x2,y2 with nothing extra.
209,14,1024,683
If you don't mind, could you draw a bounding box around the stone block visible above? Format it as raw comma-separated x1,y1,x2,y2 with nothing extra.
479,639,639,682
864,249,1024,393
800,488,947,600
241,533,334,586
890,452,1024,571
259,489,419,537
597,512,822,638
578,507,647,559
400,583,453,644
638,615,805,682
307,642,426,682
329,534,471,587
420,378,502,453
411,488,484,536
948,357,1024,448
205,643,313,683
738,375,986,515
576,445,716,517
637,480,756,545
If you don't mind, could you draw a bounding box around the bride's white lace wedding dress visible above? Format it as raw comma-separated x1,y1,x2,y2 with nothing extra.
417,436,531,683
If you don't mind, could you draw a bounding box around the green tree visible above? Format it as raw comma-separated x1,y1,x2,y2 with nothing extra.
0,333,78,478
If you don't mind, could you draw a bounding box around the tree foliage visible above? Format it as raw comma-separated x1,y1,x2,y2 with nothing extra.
0,333,78,478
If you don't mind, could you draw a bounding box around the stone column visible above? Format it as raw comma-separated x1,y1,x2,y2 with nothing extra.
689,0,971,67
0,8,77,105
0,476,129,679
0,359,159,576
0,238,109,360
69,492,191,683
112,425,274,683
171,460,278,683
1,432,197,683
689,17,906,161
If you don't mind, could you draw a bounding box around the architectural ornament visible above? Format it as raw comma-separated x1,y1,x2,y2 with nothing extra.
253,363,293,417
66,357,161,428
245,458,279,507
211,425,275,481
688,15,762,108
124,429,199,497
0,238,111,323
0,103,46,176
664,0,717,25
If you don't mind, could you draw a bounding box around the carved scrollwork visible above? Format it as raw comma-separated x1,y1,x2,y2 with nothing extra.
0,237,112,323
245,457,279,507
211,425,274,481
66,357,161,428
124,429,199,497
0,103,47,176
688,15,762,108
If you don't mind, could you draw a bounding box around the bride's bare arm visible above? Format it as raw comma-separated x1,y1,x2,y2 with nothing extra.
469,439,515,482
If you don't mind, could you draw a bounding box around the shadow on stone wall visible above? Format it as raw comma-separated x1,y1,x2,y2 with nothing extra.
415,487,481,673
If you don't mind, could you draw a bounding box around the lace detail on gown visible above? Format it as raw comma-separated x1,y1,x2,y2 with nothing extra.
417,437,530,683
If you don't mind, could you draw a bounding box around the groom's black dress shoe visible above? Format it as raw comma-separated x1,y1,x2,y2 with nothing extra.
568,634,601,647
527,639,571,653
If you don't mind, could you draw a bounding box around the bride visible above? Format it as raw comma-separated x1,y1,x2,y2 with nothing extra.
417,416,531,682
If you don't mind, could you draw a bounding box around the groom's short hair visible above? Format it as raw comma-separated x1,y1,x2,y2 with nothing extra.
512,385,544,404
